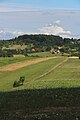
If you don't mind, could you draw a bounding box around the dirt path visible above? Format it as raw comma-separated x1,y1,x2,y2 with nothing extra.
69,56,78,58
0,57,56,71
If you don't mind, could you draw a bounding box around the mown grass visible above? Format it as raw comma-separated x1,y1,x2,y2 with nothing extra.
0,56,39,67
0,52,55,67
34,58,80,88
29,51,56,57
0,56,80,119
0,57,65,91
4,44,27,50
0,57,80,91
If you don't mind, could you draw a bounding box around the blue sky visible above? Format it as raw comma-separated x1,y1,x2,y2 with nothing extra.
0,0,80,9
0,0,80,39
0,0,80,12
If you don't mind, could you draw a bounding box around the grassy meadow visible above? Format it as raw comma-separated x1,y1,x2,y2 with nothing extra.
0,54,80,91
0,55,40,67
0,52,56,67
0,52,80,119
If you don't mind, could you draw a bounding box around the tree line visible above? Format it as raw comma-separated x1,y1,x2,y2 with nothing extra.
0,34,80,57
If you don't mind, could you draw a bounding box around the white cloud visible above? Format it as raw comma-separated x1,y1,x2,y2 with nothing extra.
39,20,72,38
0,27,40,40
0,29,39,40
0,29,25,40
0,20,76,40
55,20,60,25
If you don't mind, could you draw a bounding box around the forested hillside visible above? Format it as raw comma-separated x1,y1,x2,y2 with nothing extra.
0,34,80,57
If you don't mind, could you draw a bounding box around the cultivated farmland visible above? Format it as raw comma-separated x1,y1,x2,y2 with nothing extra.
0,53,80,119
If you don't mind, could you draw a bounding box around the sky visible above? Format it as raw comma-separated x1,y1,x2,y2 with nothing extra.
0,0,80,39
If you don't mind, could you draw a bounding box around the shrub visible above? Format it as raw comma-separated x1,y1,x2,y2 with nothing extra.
13,76,25,87
19,76,25,85
13,81,18,87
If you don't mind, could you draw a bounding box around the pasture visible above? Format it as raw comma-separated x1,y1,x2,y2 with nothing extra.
0,55,80,91
0,52,55,67
0,55,38,67
0,53,80,119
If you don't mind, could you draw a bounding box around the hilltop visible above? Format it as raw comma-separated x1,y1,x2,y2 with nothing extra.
0,34,80,57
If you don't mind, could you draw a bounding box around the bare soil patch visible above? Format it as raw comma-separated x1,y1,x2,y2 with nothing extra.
69,56,78,58
0,57,56,71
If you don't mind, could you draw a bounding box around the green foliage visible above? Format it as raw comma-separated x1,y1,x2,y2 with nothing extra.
0,34,80,56
13,76,25,87
19,76,25,84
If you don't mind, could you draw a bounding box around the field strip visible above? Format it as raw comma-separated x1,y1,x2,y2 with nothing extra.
0,57,56,71
32,58,68,81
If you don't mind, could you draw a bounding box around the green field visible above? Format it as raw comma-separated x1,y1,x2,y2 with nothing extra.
0,52,55,67
0,53,80,119
0,56,80,91
29,52,56,57
0,56,38,67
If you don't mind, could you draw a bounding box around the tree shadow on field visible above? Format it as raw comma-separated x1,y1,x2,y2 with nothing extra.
0,87,80,120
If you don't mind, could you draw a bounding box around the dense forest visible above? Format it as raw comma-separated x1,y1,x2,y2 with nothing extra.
0,34,80,57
